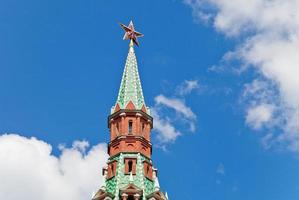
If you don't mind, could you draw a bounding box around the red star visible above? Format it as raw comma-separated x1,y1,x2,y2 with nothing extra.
120,21,143,47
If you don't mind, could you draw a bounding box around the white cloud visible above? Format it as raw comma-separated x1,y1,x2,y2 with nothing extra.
185,0,299,37
185,0,299,153
246,104,274,130
0,134,108,200
151,109,181,144
184,0,213,23
155,95,196,120
152,95,196,146
176,80,200,96
151,80,198,146
72,140,90,153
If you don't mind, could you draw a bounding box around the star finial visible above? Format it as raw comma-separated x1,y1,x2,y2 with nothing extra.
119,20,143,47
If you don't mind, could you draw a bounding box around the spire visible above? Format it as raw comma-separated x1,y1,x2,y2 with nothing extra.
114,43,146,112
113,21,148,114
92,21,168,200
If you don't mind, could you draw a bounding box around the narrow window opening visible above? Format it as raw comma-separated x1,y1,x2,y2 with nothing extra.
128,160,133,173
128,121,133,134
146,165,150,175
111,164,114,176
116,122,119,133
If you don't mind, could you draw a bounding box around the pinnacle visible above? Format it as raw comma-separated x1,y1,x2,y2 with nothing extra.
113,45,147,113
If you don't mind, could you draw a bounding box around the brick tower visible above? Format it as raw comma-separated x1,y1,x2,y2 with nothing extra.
92,21,168,200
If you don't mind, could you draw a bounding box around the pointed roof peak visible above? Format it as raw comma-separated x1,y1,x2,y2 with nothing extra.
112,22,149,115
113,43,148,114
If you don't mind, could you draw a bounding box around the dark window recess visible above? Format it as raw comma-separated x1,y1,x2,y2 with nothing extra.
116,123,119,132
111,164,114,176
128,121,133,134
128,196,134,200
146,165,150,175
128,160,133,173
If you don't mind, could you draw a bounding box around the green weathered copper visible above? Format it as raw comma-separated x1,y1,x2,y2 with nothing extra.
105,153,155,200
113,45,147,113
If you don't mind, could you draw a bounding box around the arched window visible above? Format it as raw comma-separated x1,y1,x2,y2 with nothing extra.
146,165,150,175
128,160,133,173
128,121,133,134
125,158,136,174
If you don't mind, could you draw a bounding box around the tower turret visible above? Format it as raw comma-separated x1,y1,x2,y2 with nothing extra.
92,21,168,200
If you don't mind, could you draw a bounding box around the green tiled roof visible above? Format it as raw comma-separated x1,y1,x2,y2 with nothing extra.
114,44,146,112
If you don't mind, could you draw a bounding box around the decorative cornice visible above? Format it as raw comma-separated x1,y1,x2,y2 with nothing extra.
108,108,152,123
109,135,152,148
120,112,126,117
135,113,142,117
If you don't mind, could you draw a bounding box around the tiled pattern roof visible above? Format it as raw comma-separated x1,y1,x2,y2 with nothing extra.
115,45,146,112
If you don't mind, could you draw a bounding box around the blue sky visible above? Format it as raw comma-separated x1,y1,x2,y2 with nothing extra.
1,1,299,200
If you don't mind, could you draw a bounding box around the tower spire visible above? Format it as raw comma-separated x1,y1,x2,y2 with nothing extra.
92,21,167,200
112,21,148,114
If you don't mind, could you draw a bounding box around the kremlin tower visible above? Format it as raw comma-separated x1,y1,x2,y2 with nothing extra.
92,21,168,200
